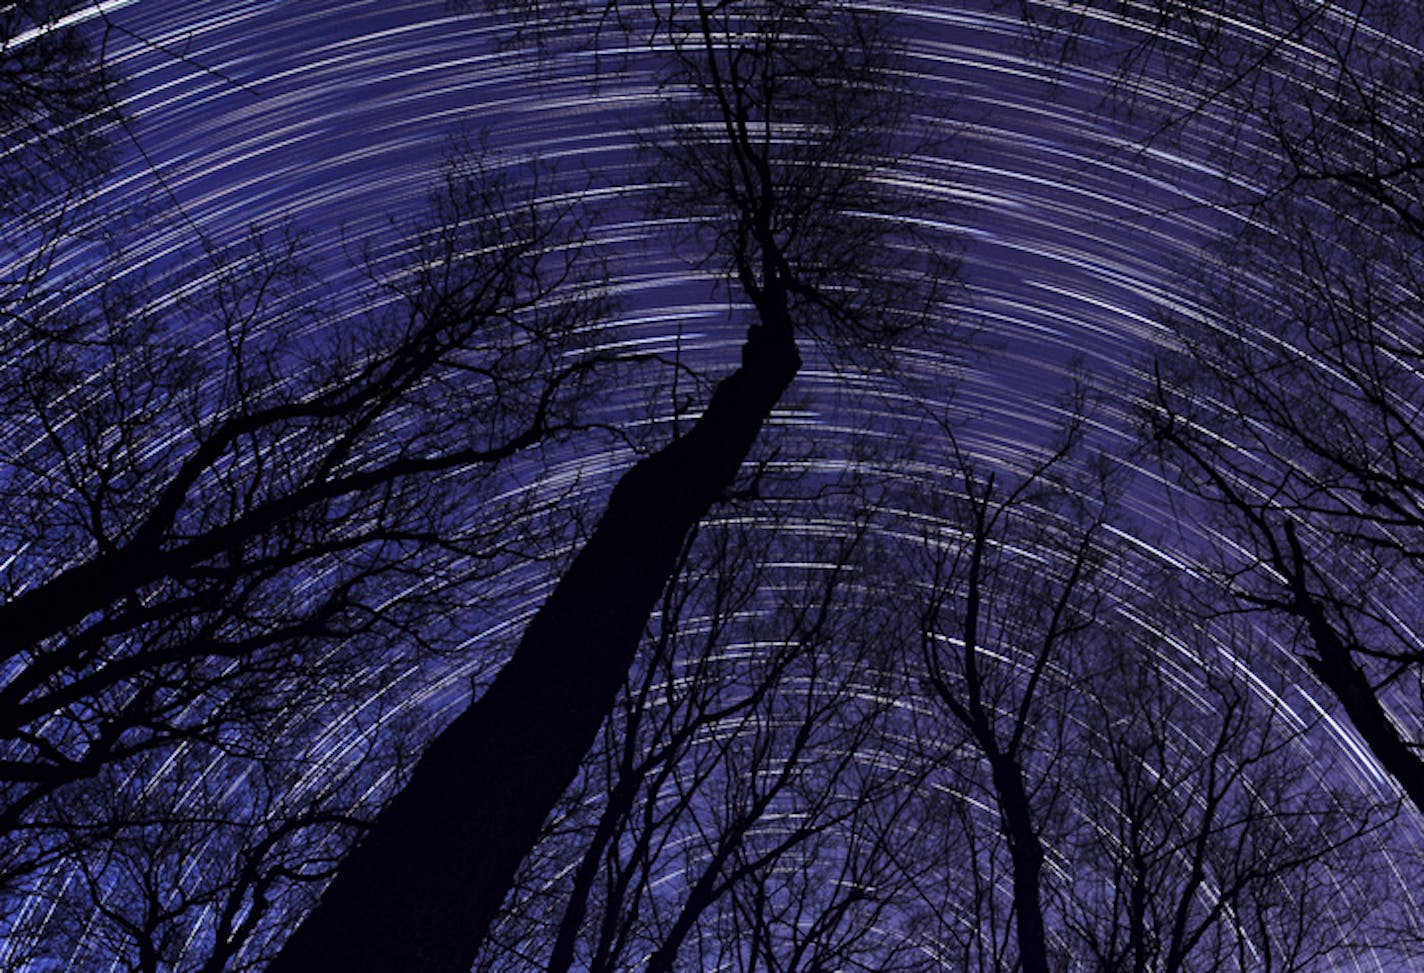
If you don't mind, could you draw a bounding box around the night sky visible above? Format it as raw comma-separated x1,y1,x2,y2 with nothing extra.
5,0,1424,969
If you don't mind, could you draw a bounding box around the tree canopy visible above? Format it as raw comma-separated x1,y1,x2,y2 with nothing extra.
3,1,1424,971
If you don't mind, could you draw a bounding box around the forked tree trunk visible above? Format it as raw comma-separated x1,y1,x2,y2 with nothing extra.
269,316,799,973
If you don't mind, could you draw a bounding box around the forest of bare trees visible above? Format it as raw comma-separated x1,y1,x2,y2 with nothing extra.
4,0,1424,970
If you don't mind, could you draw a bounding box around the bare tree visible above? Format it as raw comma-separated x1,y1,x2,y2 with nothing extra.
0,0,952,965
1008,0,1424,886
472,501,930,973
1065,607,1396,972
0,146,611,961
267,1,950,969
1144,1,1424,817
903,389,1400,971
16,740,371,972
916,405,1114,973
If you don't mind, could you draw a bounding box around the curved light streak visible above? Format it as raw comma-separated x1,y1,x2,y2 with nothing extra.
3,0,1423,969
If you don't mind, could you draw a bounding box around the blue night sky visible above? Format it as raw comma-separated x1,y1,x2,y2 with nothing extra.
4,0,1424,969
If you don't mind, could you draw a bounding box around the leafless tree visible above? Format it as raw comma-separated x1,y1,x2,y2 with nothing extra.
14,740,372,972
1143,1,1424,818
0,144,612,961
902,389,1402,971
1064,606,1398,972
1005,0,1424,901
470,500,931,973
268,1,952,969
916,402,1115,973
0,0,956,965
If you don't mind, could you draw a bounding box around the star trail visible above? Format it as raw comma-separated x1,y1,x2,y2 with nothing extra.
3,0,1424,969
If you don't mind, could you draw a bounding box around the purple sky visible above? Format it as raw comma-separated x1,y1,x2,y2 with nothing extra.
5,1,1423,967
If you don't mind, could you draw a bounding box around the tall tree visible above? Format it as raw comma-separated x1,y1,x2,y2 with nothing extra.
0,146,610,946
916,405,1113,973
1142,0,1424,816
467,493,932,973
904,397,1398,972
269,1,948,970
1017,0,1424,837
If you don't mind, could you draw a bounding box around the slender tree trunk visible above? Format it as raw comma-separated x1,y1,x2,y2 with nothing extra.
1301,602,1424,814
988,754,1051,973
268,317,798,973
1279,523,1424,815
642,854,731,973
546,761,643,973
1128,844,1150,973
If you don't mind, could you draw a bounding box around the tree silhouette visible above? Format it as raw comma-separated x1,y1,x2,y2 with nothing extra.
453,499,935,973
917,407,1112,973
903,399,1399,972
1023,0,1424,899
1065,611,1391,972
268,1,948,969
0,139,610,931
1144,1,1424,817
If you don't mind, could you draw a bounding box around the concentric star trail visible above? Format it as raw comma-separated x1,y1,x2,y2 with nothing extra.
4,0,1424,969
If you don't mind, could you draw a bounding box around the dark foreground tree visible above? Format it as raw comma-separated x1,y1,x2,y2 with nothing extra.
0,141,611,948
269,1,947,970
480,511,927,973
1140,0,1424,817
917,409,1113,973
0,1,947,966
901,398,1401,972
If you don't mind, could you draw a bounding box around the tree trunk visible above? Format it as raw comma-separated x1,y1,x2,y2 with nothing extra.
1301,601,1424,815
546,757,644,973
1280,523,1424,815
990,754,1050,973
268,317,799,973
